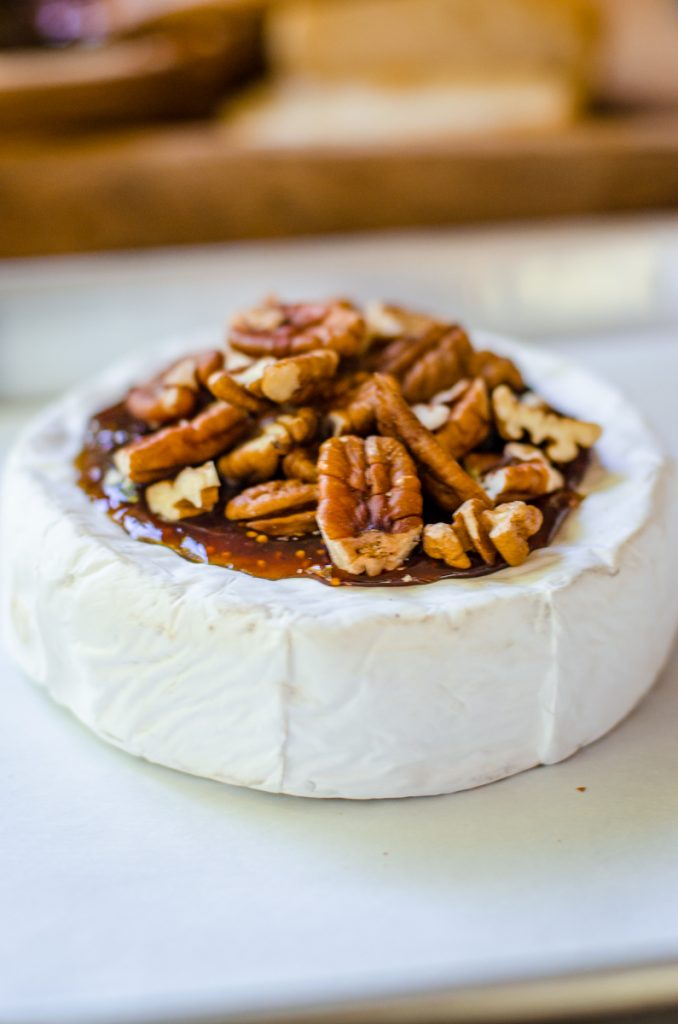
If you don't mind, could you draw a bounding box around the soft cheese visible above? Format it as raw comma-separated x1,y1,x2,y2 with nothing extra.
2,333,677,799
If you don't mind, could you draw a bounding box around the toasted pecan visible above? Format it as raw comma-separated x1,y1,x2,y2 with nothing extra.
373,374,490,510
206,369,270,414
282,447,319,483
482,444,564,502
259,349,340,404
230,299,366,359
492,386,602,463
364,301,442,341
217,408,317,484
226,479,318,537
326,376,378,437
369,323,473,404
146,461,220,522
483,502,544,566
468,350,524,392
126,350,223,426
317,435,423,576
424,499,543,569
115,402,248,485
435,378,491,459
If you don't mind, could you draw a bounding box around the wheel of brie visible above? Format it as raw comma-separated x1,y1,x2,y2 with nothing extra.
2,299,677,799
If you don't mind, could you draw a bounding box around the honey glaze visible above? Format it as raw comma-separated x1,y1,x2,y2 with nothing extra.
76,402,590,588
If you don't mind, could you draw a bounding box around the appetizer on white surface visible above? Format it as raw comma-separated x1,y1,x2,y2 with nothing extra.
2,298,676,798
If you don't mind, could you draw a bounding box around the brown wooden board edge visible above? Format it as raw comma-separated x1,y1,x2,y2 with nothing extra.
1,113,678,258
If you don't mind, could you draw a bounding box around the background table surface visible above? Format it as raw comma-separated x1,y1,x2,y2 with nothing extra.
1,215,678,1024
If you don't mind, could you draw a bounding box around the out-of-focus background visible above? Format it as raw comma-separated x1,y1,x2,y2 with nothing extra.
1,0,678,257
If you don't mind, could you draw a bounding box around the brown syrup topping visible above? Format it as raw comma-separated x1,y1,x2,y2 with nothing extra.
76,402,589,589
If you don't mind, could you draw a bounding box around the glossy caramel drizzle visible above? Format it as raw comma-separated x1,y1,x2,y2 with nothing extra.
75,402,589,588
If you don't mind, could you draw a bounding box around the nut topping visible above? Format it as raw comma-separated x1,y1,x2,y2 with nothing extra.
126,350,223,426
365,301,441,341
421,522,472,570
230,299,366,358
371,323,473,404
492,386,602,463
146,461,220,522
217,408,317,484
317,435,423,576
114,401,248,485
435,378,491,459
326,376,378,437
399,327,475,404
483,502,544,566
365,306,523,404
423,499,543,569
259,349,340,404
249,511,318,537
463,451,505,479
91,295,600,583
226,479,318,537
206,369,270,414
482,443,564,502
374,374,490,510
468,350,524,392
282,447,319,483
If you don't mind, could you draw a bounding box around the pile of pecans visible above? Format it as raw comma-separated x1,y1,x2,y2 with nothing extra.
112,298,602,577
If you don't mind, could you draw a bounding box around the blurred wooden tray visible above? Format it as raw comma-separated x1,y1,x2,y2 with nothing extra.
0,4,263,130
1,111,678,257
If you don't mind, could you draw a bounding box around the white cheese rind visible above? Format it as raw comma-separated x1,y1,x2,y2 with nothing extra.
2,333,677,799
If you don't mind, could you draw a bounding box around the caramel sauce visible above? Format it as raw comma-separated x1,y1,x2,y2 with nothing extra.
75,402,589,589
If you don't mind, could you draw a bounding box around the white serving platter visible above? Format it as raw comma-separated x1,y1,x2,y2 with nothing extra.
1,219,677,1024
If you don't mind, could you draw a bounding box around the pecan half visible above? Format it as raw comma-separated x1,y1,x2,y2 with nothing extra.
365,301,442,342
282,447,319,483
326,376,378,436
146,461,220,522
452,498,497,564
217,408,317,484
492,386,602,463
400,326,475,404
421,521,471,570
468,350,524,392
423,498,543,569
374,374,490,510
370,323,473,404
251,511,318,537
259,349,340,404
230,299,366,358
126,350,223,426
411,379,471,430
483,502,544,566
435,378,491,459
206,369,270,414
482,443,564,502
317,435,423,576
463,451,505,479
114,402,248,485
226,480,318,537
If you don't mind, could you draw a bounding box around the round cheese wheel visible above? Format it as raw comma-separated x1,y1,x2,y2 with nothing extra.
2,332,676,799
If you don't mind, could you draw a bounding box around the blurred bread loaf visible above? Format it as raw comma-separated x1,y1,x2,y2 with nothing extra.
224,0,597,146
269,0,595,81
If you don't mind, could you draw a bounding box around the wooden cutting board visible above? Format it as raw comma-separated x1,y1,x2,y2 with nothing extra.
1,112,677,258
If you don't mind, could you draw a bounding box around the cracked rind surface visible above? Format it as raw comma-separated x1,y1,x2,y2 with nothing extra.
2,331,677,799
